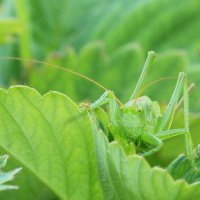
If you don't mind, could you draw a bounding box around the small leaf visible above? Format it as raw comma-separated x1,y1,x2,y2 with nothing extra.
0,155,8,168
0,155,22,191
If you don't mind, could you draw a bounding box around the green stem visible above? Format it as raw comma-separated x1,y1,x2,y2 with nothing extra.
14,0,32,70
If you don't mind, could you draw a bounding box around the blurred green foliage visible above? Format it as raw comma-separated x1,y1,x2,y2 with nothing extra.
1,0,200,110
0,0,200,199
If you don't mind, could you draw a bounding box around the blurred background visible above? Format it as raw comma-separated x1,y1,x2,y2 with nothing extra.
0,0,200,199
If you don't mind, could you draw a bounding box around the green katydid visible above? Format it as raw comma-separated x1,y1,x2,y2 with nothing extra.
1,51,195,166
80,51,195,166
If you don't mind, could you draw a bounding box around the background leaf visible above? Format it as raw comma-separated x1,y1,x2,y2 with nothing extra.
1,0,200,111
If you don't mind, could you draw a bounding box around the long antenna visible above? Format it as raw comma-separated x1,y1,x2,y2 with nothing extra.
138,76,175,96
0,56,124,106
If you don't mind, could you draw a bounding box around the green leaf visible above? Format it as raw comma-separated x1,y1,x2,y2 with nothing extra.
0,154,21,191
92,116,200,200
0,86,103,200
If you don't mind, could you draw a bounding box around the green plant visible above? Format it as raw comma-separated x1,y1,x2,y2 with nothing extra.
0,85,199,199
0,52,199,199
0,155,21,191
1,0,200,199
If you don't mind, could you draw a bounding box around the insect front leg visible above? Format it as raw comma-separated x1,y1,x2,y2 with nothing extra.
156,72,195,167
80,90,113,111
89,90,112,110
81,90,121,130
80,90,117,131
140,132,163,157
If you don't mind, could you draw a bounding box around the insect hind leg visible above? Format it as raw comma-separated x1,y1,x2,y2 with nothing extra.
156,73,195,168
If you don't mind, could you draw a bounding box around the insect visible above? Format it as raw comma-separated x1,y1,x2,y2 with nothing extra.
80,51,195,167
2,51,195,167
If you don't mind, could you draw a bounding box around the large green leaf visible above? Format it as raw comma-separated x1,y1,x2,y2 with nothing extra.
0,86,103,200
